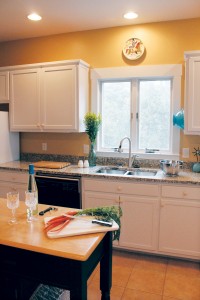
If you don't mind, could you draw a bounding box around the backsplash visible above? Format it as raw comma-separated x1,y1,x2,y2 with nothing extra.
20,153,193,171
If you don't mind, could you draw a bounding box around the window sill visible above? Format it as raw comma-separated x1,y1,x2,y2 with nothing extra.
96,151,180,161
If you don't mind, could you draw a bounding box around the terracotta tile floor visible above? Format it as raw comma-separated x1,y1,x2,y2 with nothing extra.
88,249,200,300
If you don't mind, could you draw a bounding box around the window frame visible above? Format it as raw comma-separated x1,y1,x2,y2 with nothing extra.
91,64,182,160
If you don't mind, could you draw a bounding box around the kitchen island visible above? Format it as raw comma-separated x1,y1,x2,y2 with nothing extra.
0,200,113,300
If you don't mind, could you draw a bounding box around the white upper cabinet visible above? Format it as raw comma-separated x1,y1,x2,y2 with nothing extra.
9,60,89,132
0,71,9,103
184,51,200,135
10,68,41,131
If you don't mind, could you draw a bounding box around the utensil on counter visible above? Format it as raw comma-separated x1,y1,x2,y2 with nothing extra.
160,160,183,176
64,213,113,227
39,207,58,216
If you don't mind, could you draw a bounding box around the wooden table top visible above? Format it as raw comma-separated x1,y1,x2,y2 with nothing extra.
0,198,105,261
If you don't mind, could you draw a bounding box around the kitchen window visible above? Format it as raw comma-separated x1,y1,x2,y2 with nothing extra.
91,64,182,159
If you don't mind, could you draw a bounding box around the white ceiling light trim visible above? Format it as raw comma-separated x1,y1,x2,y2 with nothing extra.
27,13,42,21
123,12,138,19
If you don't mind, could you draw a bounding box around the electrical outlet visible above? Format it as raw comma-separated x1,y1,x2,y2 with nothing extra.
182,148,189,158
83,144,89,154
42,143,47,151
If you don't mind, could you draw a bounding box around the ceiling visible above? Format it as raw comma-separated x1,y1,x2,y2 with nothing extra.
0,0,200,42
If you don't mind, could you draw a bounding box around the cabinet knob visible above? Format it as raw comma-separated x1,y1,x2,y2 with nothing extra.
117,186,122,192
182,191,187,197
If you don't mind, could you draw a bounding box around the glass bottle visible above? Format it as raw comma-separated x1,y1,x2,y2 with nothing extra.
27,164,38,215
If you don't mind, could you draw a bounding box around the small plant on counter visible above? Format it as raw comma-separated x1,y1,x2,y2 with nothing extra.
84,112,101,166
192,147,200,173
84,112,101,143
192,146,200,162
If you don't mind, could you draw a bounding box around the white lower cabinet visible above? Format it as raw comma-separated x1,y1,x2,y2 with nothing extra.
82,178,160,252
119,195,159,251
159,184,200,259
0,170,27,200
82,177,200,260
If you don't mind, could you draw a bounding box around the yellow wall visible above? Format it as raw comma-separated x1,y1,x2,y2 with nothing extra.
1,18,200,160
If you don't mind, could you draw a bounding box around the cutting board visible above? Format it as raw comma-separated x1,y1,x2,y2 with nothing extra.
34,161,70,169
44,216,119,239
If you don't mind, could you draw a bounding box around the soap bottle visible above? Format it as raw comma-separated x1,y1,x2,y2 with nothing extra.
27,164,38,215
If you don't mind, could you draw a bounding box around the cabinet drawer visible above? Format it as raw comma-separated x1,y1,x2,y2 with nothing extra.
83,178,159,197
0,170,27,184
161,184,200,200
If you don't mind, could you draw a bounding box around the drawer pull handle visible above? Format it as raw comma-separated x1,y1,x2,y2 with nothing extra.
119,196,123,203
115,196,123,204
182,192,187,197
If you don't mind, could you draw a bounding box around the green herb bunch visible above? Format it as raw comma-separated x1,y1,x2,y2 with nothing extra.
77,206,122,241
84,112,101,143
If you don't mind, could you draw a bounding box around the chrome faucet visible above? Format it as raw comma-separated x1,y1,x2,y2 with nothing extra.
118,137,133,168
118,137,140,168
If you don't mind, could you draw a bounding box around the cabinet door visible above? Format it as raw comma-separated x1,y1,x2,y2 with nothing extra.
0,182,26,200
184,54,200,134
10,68,41,131
159,198,200,259
83,191,119,209
41,65,77,131
0,71,9,102
119,195,159,251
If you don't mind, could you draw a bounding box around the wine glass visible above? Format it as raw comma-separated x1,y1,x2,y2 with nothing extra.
25,191,37,222
7,191,19,224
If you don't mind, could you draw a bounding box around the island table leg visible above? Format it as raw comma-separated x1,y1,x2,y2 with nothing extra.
100,231,112,300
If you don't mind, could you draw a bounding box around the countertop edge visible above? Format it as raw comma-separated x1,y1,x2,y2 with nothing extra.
0,161,200,185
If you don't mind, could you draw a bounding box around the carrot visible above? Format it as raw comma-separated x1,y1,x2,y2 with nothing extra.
44,210,78,233
49,219,71,233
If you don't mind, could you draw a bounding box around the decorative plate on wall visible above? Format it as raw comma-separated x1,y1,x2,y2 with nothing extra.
123,38,145,60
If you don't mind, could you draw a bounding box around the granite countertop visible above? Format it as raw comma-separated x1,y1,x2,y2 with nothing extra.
0,160,200,185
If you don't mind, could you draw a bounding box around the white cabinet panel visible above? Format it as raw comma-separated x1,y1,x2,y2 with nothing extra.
159,198,200,258
0,170,27,200
83,178,159,196
119,195,159,251
184,51,200,134
0,181,26,200
0,71,9,102
41,65,76,131
10,68,40,131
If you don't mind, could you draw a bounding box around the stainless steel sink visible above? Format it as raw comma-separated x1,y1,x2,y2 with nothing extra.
96,167,127,175
95,167,157,177
125,170,157,177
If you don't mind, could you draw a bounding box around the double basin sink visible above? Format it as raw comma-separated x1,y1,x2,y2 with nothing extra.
95,167,158,177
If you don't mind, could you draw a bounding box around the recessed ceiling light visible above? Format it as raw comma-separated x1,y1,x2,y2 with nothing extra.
27,13,42,21
123,12,138,20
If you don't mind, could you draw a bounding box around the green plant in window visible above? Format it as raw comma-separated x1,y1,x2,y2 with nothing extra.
84,112,101,143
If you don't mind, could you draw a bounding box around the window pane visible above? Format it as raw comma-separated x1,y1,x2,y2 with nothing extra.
101,81,131,149
139,80,171,150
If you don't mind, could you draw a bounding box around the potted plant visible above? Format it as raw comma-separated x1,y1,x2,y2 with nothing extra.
84,112,101,166
192,147,200,173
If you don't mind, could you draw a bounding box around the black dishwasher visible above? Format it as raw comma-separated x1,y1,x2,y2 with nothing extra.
35,172,81,209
